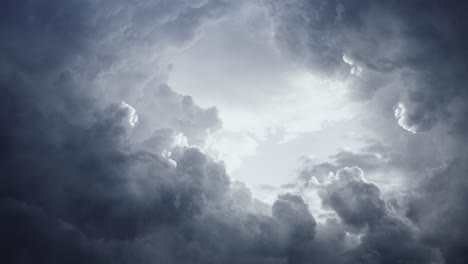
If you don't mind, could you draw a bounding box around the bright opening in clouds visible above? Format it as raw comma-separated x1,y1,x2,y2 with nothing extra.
2,0,468,263
169,7,360,194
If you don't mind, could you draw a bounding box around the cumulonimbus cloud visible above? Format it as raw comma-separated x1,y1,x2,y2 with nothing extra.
1,0,468,263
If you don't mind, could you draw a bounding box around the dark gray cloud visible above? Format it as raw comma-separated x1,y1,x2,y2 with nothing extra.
0,1,334,263
319,167,387,231
265,0,468,133
0,0,231,263
266,1,468,262
406,155,468,264
319,167,443,264
2,0,468,263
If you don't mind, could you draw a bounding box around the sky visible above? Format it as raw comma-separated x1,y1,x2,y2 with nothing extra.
1,0,468,263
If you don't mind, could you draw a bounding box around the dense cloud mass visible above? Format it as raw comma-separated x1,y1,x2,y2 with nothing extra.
265,0,468,133
266,0,468,263
1,0,468,263
319,167,443,264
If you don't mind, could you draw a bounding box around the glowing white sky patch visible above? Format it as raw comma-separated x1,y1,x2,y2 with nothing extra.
207,130,259,171
168,5,365,197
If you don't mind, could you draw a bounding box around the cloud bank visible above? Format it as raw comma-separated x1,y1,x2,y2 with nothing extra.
1,0,468,263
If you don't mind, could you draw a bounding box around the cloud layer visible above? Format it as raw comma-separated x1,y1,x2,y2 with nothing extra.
1,0,468,263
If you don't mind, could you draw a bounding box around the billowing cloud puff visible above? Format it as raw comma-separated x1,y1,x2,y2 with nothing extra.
394,102,438,133
264,0,468,134
394,102,417,133
105,102,139,129
319,167,387,231
133,84,222,148
319,167,443,264
273,194,316,242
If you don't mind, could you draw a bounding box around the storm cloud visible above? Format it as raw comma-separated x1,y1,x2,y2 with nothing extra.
2,0,468,263
267,0,468,262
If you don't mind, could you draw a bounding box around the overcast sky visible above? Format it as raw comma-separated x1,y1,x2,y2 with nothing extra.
1,0,468,263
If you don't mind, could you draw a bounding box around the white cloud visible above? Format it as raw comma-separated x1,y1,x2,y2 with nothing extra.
119,102,139,127
342,54,363,76
394,102,417,134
